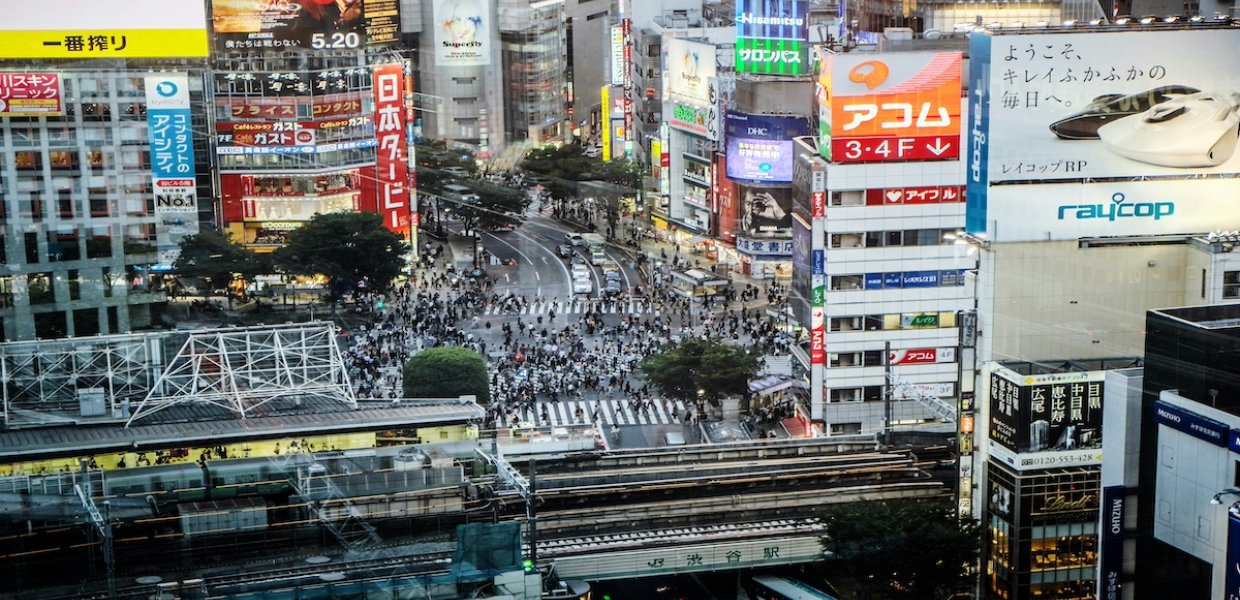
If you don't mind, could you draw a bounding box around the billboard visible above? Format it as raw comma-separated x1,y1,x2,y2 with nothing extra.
0,73,63,117
865,185,963,205
211,0,365,52
889,348,956,365
968,30,1240,184
374,64,410,237
978,178,1237,242
736,0,809,40
433,0,492,66
0,0,207,59
821,52,962,163
365,0,401,45
987,366,1105,471
739,186,793,233
664,38,716,107
735,0,808,76
610,25,625,86
219,93,367,121
736,38,806,76
145,74,199,268
668,102,719,140
725,112,810,184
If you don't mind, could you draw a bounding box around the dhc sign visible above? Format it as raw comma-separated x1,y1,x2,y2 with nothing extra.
1058,192,1174,222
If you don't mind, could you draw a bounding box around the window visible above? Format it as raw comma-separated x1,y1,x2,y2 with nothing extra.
829,388,860,403
831,275,864,290
27,273,56,305
831,233,863,248
1225,271,1240,299
830,423,862,435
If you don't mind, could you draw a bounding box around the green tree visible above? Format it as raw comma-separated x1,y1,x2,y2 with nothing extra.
402,347,490,404
174,229,266,295
444,179,530,233
273,212,406,300
818,499,980,599
639,339,762,404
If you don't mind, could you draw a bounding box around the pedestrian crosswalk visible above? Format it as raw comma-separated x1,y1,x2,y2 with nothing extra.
481,299,655,317
495,398,688,428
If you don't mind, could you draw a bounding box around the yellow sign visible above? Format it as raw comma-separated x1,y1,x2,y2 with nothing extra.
601,85,612,162
0,30,209,59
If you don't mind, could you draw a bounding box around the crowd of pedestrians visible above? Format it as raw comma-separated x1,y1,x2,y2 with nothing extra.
339,234,797,430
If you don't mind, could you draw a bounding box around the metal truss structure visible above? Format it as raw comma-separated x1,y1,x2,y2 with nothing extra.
125,323,356,426
0,322,356,429
0,331,166,427
888,373,957,422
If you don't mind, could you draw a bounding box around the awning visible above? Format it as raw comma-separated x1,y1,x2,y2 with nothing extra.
689,235,713,246
749,375,796,395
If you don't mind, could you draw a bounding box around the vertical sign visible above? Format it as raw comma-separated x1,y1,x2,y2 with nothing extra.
145,74,198,268
610,25,625,86
600,86,612,162
621,17,633,158
374,64,409,237
1098,486,1124,600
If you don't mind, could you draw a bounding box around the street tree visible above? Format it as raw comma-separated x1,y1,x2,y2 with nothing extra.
273,212,406,300
443,179,530,233
174,229,267,295
639,338,762,404
817,499,981,599
402,346,490,404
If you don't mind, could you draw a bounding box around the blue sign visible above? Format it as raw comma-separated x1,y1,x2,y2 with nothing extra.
865,273,883,289
811,249,824,275
1099,486,1125,600
725,111,810,184
1229,514,1240,600
883,272,902,288
735,0,809,41
1153,400,1228,447
146,98,195,180
965,33,991,235
1230,429,1240,455
901,270,940,288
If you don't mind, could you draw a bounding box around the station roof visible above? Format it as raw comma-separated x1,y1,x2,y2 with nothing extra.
0,397,484,462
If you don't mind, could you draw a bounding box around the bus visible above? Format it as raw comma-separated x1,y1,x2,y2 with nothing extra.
440,183,480,205
745,576,839,600
581,233,606,265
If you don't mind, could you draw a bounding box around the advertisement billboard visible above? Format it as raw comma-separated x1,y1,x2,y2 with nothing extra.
0,0,208,59
610,25,625,86
373,64,410,237
433,0,491,66
987,366,1106,471
1098,486,1124,600
725,112,810,184
211,0,365,52
145,74,199,268
735,0,808,40
668,101,719,140
979,178,1238,242
865,185,963,205
889,347,956,365
664,38,717,107
736,38,806,76
821,52,963,163
735,0,808,76
969,30,1240,184
738,186,793,233
365,0,401,45
0,74,63,117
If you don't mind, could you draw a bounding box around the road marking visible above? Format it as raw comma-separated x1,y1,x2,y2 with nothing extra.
484,231,536,265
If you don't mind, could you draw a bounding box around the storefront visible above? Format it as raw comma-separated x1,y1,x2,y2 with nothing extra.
736,235,793,280
220,171,362,251
669,268,729,300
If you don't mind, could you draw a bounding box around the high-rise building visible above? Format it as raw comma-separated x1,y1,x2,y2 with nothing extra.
499,0,569,144
0,0,213,340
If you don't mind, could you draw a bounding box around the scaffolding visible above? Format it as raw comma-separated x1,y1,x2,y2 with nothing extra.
125,323,356,426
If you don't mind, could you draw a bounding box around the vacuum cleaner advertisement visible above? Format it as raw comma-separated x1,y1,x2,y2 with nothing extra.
973,29,1240,182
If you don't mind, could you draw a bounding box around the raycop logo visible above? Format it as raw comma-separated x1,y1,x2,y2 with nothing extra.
969,84,986,185
1058,192,1174,222
736,13,805,26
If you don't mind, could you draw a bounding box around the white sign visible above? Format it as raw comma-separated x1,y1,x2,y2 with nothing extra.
988,442,1103,472
433,0,491,67
982,178,1239,242
895,382,955,399
664,38,717,107
610,25,625,86
979,29,1240,183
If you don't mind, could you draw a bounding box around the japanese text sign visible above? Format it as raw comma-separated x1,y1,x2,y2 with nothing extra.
0,0,208,58
373,64,409,237
823,52,962,163
0,73,62,117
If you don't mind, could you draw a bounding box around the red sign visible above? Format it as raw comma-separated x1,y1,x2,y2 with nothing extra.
811,191,826,217
865,185,964,206
373,64,409,237
827,53,962,164
0,73,63,117
219,93,365,120
810,329,825,364
888,347,956,365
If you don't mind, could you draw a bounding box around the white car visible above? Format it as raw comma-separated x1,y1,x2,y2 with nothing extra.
572,278,593,295
571,264,591,280
565,232,584,246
